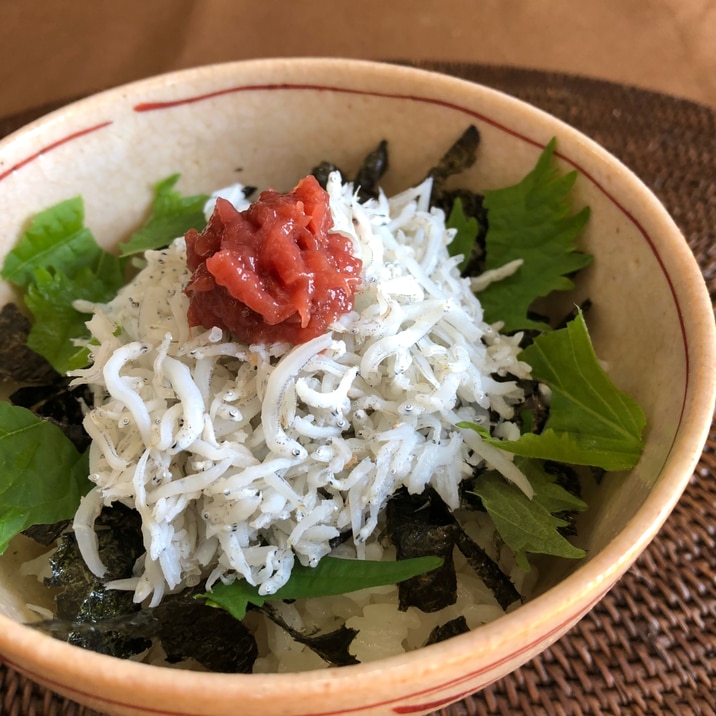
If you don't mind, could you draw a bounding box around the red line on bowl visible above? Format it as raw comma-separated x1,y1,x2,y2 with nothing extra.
0,121,113,183
0,120,112,181
134,83,545,149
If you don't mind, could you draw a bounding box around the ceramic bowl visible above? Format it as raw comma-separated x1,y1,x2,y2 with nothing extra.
0,59,713,716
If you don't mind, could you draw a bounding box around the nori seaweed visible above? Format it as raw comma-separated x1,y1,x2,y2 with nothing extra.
387,487,521,613
10,380,93,452
386,488,459,612
45,504,151,658
262,605,359,666
30,609,157,650
311,161,344,188
156,595,258,673
0,302,59,385
426,125,481,194
37,503,259,671
353,140,389,201
424,126,489,274
0,297,93,453
424,615,470,646
328,529,353,550
454,527,521,611
22,520,70,546
311,139,389,203
32,593,259,673
310,131,487,271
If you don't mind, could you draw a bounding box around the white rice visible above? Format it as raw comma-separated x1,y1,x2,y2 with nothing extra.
248,508,538,671
68,174,533,627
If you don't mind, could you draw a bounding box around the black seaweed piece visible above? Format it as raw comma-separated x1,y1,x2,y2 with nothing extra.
30,593,259,673
0,302,59,385
45,504,143,590
454,527,521,611
32,589,259,673
10,380,94,452
426,125,480,200
386,488,459,613
38,502,259,671
311,161,344,189
262,605,359,666
22,520,70,546
44,504,151,659
328,529,353,551
30,608,158,645
353,140,389,201
156,595,258,673
424,616,470,646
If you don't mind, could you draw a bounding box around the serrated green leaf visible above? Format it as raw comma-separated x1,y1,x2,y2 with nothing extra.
119,174,209,256
518,458,588,515
0,403,91,553
470,461,586,571
477,139,592,332
0,195,125,373
460,312,646,470
24,265,119,374
446,197,478,271
0,198,99,288
199,555,442,621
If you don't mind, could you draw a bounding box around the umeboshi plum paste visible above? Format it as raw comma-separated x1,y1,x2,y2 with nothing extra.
184,176,363,345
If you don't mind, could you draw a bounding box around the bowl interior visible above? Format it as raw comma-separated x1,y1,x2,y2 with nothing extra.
0,58,713,714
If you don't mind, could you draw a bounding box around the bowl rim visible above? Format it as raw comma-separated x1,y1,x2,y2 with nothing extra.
0,57,714,713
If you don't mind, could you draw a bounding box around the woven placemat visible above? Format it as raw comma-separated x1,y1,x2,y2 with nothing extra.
1,63,714,716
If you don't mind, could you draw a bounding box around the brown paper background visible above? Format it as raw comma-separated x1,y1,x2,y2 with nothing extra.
1,0,715,116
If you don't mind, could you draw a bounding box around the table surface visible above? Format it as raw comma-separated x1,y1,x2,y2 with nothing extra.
0,62,714,716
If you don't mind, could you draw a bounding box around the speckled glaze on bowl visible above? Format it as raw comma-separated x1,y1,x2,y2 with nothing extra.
0,59,713,716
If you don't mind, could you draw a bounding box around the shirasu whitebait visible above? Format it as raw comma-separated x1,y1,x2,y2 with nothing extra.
69,174,532,606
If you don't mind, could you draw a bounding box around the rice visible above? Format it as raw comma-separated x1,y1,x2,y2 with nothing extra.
249,508,535,671
67,173,533,647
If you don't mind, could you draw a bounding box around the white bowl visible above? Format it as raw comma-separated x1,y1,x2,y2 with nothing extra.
0,58,713,716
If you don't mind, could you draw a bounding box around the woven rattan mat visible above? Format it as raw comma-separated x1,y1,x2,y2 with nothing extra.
0,63,714,716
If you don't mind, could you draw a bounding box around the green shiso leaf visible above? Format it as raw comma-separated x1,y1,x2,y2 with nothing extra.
0,196,124,373
25,264,121,374
459,311,646,470
446,197,478,271
477,139,592,332
469,458,587,571
0,403,91,554
119,174,209,256
199,555,442,621
0,198,98,289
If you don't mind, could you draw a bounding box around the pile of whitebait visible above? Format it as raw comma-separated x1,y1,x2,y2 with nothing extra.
69,174,532,607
